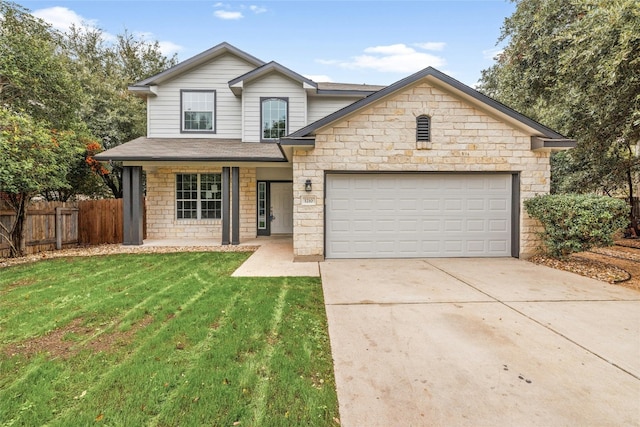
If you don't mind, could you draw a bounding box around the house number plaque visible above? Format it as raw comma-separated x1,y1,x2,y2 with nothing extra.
301,195,316,206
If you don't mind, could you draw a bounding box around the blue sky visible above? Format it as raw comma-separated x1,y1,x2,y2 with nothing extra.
18,0,516,87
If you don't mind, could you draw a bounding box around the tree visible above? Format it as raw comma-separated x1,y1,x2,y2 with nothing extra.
0,1,87,256
63,27,177,198
478,0,640,223
0,108,83,257
0,1,82,129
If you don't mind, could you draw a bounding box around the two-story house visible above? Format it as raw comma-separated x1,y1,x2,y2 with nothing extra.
95,42,574,260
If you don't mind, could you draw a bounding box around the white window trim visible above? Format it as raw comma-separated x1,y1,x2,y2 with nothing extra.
181,90,216,134
176,173,222,220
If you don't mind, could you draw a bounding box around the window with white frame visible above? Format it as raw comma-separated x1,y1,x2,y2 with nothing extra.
176,173,222,219
261,97,288,141
182,90,215,132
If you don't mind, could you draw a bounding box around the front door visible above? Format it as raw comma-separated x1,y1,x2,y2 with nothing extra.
270,182,293,234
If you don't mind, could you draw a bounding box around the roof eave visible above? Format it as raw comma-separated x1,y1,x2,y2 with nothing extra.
128,85,157,98
94,154,288,162
279,137,316,149
531,137,577,152
228,61,318,95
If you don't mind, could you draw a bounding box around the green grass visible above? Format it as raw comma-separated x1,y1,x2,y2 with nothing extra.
0,252,339,426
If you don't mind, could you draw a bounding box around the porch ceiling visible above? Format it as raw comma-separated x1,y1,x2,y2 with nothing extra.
94,137,287,162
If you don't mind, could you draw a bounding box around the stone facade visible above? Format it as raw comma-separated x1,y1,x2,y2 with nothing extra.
293,81,549,259
145,166,256,241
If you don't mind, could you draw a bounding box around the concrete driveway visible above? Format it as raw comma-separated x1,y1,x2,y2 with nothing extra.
321,258,640,426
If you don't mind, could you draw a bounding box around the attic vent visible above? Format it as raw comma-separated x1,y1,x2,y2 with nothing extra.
416,115,431,142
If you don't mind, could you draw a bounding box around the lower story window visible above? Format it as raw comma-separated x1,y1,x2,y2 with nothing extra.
176,173,222,219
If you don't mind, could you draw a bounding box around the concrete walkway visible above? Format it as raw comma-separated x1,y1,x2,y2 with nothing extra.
231,236,319,277
321,258,640,427
142,236,319,277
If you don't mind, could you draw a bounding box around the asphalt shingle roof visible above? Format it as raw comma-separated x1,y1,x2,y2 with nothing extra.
94,137,287,162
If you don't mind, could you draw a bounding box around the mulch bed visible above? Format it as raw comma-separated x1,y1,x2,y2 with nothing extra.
529,239,640,292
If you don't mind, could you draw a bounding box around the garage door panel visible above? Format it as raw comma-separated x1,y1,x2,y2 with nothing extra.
326,174,512,258
467,219,486,232
444,199,463,211
329,220,350,232
466,240,487,253
467,199,485,210
489,219,508,232
330,198,350,211
422,220,440,232
489,199,508,211
489,240,508,253
422,199,441,211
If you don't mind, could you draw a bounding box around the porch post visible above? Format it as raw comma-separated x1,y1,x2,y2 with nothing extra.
231,167,240,245
122,166,143,245
221,167,230,245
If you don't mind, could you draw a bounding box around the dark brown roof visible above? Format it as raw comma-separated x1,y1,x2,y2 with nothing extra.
94,137,287,162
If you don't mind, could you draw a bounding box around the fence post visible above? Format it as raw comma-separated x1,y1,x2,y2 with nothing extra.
55,207,63,250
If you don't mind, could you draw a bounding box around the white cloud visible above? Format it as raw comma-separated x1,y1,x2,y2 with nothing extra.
316,59,340,66
214,10,244,20
322,43,446,74
364,44,415,56
213,3,266,20
31,7,181,58
482,47,503,60
249,5,267,14
305,75,333,82
414,42,446,51
134,31,183,56
158,41,183,56
32,6,96,32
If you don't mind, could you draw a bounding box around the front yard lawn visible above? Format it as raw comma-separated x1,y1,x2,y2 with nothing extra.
0,252,338,426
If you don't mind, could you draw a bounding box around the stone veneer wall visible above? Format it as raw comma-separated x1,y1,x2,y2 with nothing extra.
293,81,549,259
145,166,256,241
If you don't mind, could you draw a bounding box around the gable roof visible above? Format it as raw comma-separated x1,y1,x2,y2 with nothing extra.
286,67,573,142
129,42,265,93
228,61,317,96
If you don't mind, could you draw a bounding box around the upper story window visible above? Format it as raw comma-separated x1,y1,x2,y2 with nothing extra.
261,97,288,141
181,90,215,133
416,115,431,142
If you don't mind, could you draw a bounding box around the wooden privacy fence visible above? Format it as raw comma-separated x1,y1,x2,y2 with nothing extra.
78,198,123,245
1,199,146,257
0,201,79,257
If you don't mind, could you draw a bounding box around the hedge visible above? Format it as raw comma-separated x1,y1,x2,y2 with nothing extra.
524,194,628,258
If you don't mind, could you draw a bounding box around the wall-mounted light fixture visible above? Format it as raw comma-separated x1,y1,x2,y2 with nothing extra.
304,179,312,192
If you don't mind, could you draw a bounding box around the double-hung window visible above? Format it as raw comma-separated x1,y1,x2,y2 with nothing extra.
181,90,215,132
261,97,288,141
176,173,222,219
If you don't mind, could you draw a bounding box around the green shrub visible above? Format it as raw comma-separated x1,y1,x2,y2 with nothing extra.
524,194,628,258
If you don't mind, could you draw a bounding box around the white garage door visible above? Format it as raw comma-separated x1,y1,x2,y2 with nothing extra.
326,174,513,258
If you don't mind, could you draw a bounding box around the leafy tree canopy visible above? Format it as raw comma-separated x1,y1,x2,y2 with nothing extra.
479,0,640,202
0,1,83,129
63,26,178,198
0,108,84,256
